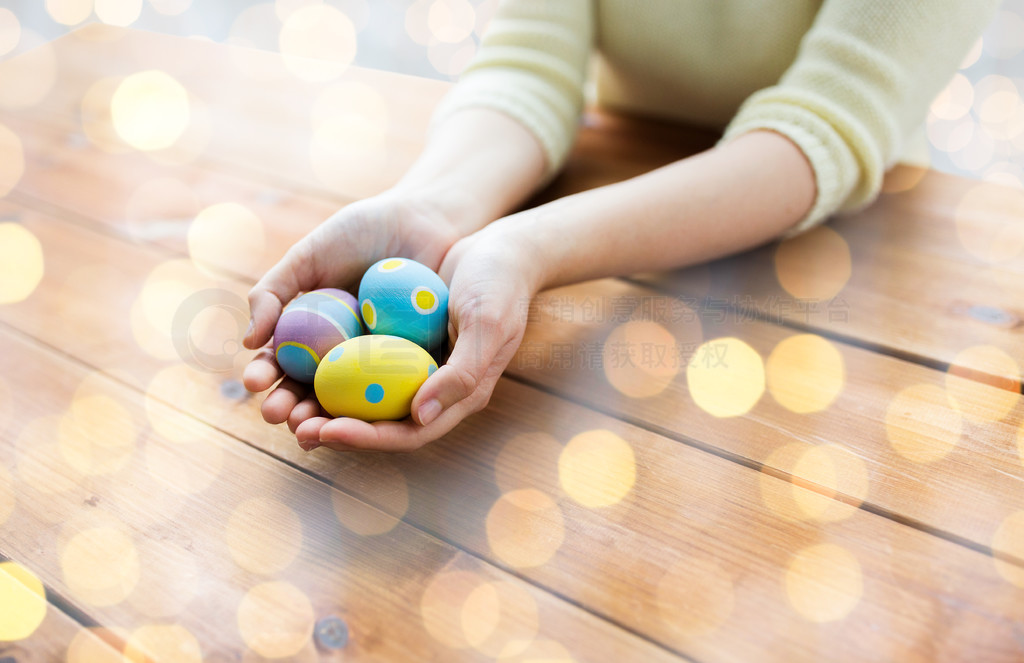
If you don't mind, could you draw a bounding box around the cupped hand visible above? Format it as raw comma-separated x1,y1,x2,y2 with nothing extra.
241,193,460,435
292,215,545,452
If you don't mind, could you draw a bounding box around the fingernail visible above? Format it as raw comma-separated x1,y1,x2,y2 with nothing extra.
419,399,441,426
244,317,255,345
299,440,320,452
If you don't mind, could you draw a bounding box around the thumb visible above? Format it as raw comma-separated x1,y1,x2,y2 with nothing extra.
244,243,316,349
411,310,509,426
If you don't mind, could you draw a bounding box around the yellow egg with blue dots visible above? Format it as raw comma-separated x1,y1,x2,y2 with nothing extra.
358,257,448,351
314,334,438,421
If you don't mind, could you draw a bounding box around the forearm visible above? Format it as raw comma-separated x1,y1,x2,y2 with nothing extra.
391,107,547,236
505,130,816,291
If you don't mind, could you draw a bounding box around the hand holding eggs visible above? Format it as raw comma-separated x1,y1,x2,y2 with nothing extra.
269,258,449,422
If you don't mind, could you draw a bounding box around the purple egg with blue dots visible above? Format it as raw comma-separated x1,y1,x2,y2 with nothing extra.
273,288,363,383
358,258,448,351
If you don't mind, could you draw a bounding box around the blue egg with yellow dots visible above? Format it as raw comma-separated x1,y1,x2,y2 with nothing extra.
314,335,438,421
358,257,448,351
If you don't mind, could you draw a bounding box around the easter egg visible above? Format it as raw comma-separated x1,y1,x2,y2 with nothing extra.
358,257,448,351
273,288,363,383
314,335,438,421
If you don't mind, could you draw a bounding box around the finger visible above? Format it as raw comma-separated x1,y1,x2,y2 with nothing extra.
243,348,284,393
260,378,311,425
316,417,431,453
287,395,326,434
294,416,371,452
411,310,509,427
244,242,318,350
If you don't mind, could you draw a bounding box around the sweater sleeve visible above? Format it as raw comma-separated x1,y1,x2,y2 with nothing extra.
429,0,594,178
722,0,1000,235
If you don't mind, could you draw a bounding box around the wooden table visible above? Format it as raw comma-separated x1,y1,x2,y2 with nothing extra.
2,25,1023,662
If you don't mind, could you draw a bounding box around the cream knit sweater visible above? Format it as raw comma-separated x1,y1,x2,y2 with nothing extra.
434,0,999,232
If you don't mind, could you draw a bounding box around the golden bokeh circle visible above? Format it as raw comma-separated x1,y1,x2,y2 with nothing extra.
953,182,1024,263
494,431,562,495
945,345,1021,423
0,222,44,304
62,526,141,607
791,444,869,521
95,0,143,26
124,624,203,663
461,581,538,658
110,70,191,151
558,429,636,508
188,202,265,277
127,538,199,619
237,582,315,659
992,511,1024,588
486,489,565,568
0,122,24,198
885,384,963,463
602,320,681,399
687,337,765,418
226,497,303,575
331,461,409,536
774,226,852,301
766,334,845,414
785,543,863,623
0,30,57,110
279,4,357,82
67,627,131,663
59,390,137,477
421,570,482,649
0,561,47,641
930,73,974,121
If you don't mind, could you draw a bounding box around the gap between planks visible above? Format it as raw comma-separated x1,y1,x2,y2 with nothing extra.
5,191,1024,577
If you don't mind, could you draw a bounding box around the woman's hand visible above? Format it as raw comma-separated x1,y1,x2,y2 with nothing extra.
293,216,544,452
241,192,462,435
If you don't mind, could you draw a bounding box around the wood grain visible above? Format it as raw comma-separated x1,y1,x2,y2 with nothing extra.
0,327,678,663
1,199,1023,661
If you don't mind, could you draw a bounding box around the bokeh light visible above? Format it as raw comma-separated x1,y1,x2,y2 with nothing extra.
0,561,47,641
331,461,409,536
945,345,1021,423
0,222,44,304
785,543,863,623
687,337,765,418
774,226,852,301
984,9,1024,60
58,387,137,477
427,38,476,77
765,334,845,414
110,70,191,151
148,0,192,16
226,497,303,574
656,556,734,639
930,73,974,121
421,570,483,649
992,510,1024,587
67,627,131,663
486,489,564,568
310,112,388,199
81,76,132,153
124,624,203,663
46,0,93,26
404,0,434,46
130,259,209,360
279,4,357,81
558,429,636,508
95,0,143,26
187,202,266,277
789,444,869,521
885,384,963,463
61,526,141,606
0,124,21,193
237,581,315,659
0,9,19,58
953,182,1024,263
494,431,562,495
428,0,476,43
461,581,538,658
602,321,682,399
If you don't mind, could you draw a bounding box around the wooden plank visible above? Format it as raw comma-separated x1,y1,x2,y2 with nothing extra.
4,137,1023,559
2,198,1024,660
0,564,125,663
0,329,676,663
4,25,1022,385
